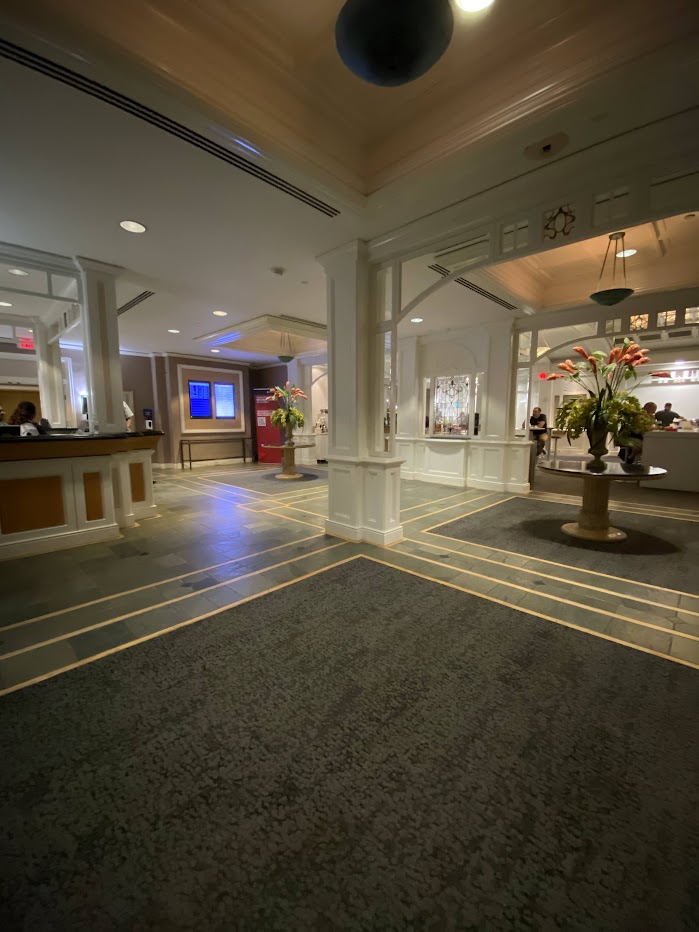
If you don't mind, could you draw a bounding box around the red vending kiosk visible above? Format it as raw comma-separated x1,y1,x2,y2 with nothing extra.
253,389,283,464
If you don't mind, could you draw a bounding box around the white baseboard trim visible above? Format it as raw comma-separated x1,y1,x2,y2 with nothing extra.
325,519,404,546
466,477,508,492
0,524,121,561
133,503,159,520
412,472,469,488
325,519,363,541
363,525,404,546
506,481,530,494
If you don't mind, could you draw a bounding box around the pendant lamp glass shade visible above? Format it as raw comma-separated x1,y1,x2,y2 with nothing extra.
278,333,295,364
589,287,634,307
335,0,454,87
589,231,635,307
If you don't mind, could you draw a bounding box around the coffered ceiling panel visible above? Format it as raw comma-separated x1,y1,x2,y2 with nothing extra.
3,0,697,193
487,213,699,311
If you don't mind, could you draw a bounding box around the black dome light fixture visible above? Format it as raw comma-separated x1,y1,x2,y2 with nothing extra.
335,0,455,88
589,231,635,307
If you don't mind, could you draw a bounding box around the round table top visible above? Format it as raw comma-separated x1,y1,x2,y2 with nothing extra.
540,458,667,480
261,442,316,450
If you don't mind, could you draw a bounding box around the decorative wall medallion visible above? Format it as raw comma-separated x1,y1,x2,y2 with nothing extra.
543,204,576,240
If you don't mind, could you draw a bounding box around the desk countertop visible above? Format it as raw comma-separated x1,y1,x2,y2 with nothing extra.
0,431,163,462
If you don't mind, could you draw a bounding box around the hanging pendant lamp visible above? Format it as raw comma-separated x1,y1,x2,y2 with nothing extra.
335,0,454,88
278,332,295,364
589,231,635,306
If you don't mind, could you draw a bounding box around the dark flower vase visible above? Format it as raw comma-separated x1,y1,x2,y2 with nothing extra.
586,419,609,471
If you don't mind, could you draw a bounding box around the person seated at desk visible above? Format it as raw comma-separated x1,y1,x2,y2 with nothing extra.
529,407,548,457
655,402,683,428
8,401,48,437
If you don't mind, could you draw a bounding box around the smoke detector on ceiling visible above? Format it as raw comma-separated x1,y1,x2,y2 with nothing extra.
524,132,570,162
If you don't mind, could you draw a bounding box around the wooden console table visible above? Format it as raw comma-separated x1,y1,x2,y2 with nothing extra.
179,436,251,470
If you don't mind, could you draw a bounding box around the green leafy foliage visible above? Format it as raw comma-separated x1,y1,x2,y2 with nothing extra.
555,392,654,448
270,406,305,430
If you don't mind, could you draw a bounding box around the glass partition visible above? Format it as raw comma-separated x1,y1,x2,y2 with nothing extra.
515,368,530,434
433,375,469,435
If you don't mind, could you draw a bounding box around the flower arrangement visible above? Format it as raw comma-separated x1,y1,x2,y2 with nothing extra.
266,382,307,444
547,338,655,464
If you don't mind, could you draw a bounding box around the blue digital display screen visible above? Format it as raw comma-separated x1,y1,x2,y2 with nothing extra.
214,382,235,419
189,380,212,419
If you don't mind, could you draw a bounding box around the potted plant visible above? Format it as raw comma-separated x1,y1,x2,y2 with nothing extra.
548,338,655,469
266,382,307,445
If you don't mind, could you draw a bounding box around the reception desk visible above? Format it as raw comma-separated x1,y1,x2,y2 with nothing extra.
0,432,162,559
642,431,699,493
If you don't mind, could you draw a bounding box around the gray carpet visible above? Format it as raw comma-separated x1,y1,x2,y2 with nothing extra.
212,466,326,492
434,497,699,594
1,558,698,931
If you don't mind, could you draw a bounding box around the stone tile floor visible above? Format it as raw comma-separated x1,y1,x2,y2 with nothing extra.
1,463,697,694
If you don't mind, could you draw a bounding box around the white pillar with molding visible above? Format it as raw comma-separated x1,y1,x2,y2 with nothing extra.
319,241,403,545
467,320,531,493
75,257,125,435
34,319,67,428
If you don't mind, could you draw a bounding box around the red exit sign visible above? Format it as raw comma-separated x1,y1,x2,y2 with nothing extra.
18,336,34,351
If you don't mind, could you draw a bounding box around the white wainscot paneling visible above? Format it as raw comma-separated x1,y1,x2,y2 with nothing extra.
327,463,359,527
421,439,469,487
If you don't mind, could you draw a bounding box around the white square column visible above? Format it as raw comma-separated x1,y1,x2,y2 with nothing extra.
318,241,403,545
34,320,67,428
75,258,125,434
467,320,531,493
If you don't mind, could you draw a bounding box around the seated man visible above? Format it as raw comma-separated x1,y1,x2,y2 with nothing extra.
529,407,548,456
655,402,682,428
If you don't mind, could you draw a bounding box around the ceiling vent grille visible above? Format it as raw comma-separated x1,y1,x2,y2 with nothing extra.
429,264,517,311
117,290,155,315
0,38,340,219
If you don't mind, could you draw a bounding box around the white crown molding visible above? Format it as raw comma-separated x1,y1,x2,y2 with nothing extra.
162,351,251,367
0,240,74,274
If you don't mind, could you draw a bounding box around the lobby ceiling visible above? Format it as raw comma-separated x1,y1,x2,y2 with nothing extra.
2,0,698,194
0,3,698,363
487,213,699,312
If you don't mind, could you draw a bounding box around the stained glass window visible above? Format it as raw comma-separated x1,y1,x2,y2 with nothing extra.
685,307,699,324
629,314,649,331
433,375,469,435
657,310,676,327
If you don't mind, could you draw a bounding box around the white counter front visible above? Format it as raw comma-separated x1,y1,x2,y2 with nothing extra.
642,431,699,493
395,436,531,492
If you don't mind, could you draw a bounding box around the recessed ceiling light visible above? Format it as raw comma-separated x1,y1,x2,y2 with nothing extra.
455,0,494,11
168,329,180,334
211,348,220,353
616,248,637,258
213,310,228,317
410,317,424,323
119,220,147,233
0,301,12,307
8,268,29,276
